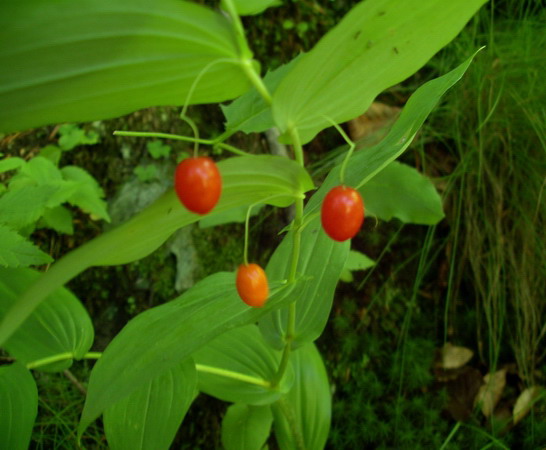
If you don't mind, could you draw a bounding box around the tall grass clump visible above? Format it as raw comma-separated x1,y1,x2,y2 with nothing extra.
427,2,545,384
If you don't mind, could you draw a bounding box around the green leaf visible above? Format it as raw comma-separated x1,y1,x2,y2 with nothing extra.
260,52,480,349
222,54,303,134
259,218,349,350
0,268,94,372
0,225,53,268
146,140,171,159
230,0,281,16
222,404,273,450
340,250,375,283
0,0,250,133
272,0,487,143
38,145,62,166
0,155,313,348
0,363,38,450
78,272,306,437
362,161,444,224
41,205,74,235
103,358,196,450
58,124,100,151
0,157,25,174
0,184,60,230
61,166,110,221
272,343,330,450
194,324,293,405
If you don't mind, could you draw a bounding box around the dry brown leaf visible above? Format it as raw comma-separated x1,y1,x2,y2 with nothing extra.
347,102,400,142
474,369,507,417
444,366,483,421
440,343,474,370
513,386,542,425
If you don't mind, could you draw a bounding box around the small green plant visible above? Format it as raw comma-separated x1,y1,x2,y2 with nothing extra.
0,125,109,268
0,0,490,448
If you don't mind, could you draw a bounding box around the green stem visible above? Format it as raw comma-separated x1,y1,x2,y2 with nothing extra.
26,352,101,370
289,126,304,167
114,130,213,145
179,112,200,157
243,205,252,265
114,131,251,157
240,59,273,106
221,0,272,105
221,0,252,59
215,142,252,157
271,302,296,388
322,117,355,185
195,364,271,388
439,421,461,450
271,127,306,387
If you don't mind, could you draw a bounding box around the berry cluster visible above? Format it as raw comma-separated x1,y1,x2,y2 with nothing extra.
174,158,364,309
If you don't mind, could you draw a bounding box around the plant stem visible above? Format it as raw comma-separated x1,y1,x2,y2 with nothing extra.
195,363,271,388
221,0,272,105
220,0,252,60
113,130,212,145
243,204,252,265
271,127,306,387
240,59,273,106
114,131,252,156
26,351,101,370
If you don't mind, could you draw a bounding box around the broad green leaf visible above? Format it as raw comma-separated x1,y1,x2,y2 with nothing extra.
78,272,306,437
340,250,375,283
103,358,196,450
272,344,330,450
0,225,53,268
362,161,444,224
272,0,487,143
222,54,303,134
261,52,480,349
222,404,273,450
0,268,94,372
0,363,38,450
58,124,99,151
0,157,25,173
0,155,313,347
194,324,293,405
0,184,60,230
19,156,63,185
0,0,250,133
259,218,349,350
230,0,281,16
61,166,110,221
41,205,74,235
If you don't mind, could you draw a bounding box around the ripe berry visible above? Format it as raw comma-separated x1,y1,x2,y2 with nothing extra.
174,157,222,214
321,185,364,242
236,263,269,308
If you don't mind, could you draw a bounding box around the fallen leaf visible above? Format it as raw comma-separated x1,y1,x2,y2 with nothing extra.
440,343,474,370
513,386,542,425
444,366,483,421
474,369,507,417
347,102,400,143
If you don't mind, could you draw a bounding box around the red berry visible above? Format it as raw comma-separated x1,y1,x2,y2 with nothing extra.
174,157,222,215
321,185,364,242
236,263,269,308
